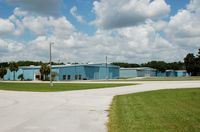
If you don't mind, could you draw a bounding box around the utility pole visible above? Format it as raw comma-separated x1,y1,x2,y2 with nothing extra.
50,42,54,87
75,62,77,80
106,56,108,80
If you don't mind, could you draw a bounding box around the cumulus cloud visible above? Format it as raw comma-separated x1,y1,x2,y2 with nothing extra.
0,18,14,34
6,0,63,16
0,39,25,61
6,7,74,36
70,6,85,23
187,0,200,14
8,8,26,35
92,0,170,29
1,1,199,64
165,0,200,52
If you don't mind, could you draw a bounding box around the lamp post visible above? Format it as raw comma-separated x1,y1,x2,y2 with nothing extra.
49,42,54,87
106,56,108,80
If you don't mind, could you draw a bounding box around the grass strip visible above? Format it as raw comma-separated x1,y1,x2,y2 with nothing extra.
109,76,200,81
108,88,200,132
0,82,134,92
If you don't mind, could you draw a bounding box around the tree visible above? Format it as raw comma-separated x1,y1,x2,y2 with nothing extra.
196,49,200,75
16,61,65,66
39,64,50,81
18,74,24,81
51,72,58,81
142,61,168,72
197,49,200,58
0,68,7,80
112,62,140,68
0,62,9,68
9,62,19,80
167,61,185,70
184,53,198,76
112,61,185,71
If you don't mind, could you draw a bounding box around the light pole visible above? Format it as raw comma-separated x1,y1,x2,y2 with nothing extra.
49,42,54,87
106,56,108,80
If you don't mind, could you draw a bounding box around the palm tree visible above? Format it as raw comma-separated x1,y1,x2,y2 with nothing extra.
51,72,58,81
40,64,50,81
9,62,19,80
18,74,24,81
0,67,7,80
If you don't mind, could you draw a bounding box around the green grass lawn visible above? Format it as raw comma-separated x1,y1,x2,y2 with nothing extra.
134,76,200,81
0,82,133,92
108,88,200,132
111,76,200,81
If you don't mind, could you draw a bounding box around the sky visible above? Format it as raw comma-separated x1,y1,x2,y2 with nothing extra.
0,0,199,64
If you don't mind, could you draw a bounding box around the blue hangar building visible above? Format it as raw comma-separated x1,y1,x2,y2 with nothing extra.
4,64,119,81
120,67,157,78
120,67,189,78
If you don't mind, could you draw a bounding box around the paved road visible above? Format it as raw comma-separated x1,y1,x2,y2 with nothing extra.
0,81,200,132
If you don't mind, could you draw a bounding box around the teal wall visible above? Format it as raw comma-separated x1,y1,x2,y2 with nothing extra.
120,69,137,78
120,68,156,78
120,68,188,78
3,64,119,81
157,70,188,77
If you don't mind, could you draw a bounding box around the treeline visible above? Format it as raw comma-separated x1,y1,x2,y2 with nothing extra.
0,49,200,78
0,61,64,80
112,61,185,72
112,49,200,76
184,49,200,76
0,61,65,67
0,61,65,80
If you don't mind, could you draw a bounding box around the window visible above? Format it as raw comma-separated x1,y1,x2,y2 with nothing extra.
63,75,66,80
79,75,82,80
67,75,71,80
75,75,82,80
36,75,40,79
75,75,78,80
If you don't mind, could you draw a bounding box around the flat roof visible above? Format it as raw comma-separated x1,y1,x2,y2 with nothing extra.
19,63,119,69
120,67,156,71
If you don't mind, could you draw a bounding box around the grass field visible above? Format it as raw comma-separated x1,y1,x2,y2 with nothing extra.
111,76,200,81
0,82,133,92
108,88,200,132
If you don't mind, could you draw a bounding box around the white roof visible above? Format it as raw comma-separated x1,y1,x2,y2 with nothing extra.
19,63,119,69
120,67,156,70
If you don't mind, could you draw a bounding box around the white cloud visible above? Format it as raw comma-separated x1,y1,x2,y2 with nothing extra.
92,0,170,29
6,7,75,36
0,1,199,64
70,6,85,23
147,20,168,32
8,8,26,35
0,10,187,64
22,16,74,36
165,0,200,52
0,18,14,34
12,7,27,16
0,39,24,61
0,7,74,37
187,0,200,15
114,24,177,62
49,17,75,38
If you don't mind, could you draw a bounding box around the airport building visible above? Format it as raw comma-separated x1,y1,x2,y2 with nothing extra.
156,70,189,77
120,67,157,78
120,68,188,78
3,64,119,81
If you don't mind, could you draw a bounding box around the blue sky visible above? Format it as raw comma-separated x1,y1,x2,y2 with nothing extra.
0,0,199,63
0,0,189,35
0,0,97,35
166,0,189,15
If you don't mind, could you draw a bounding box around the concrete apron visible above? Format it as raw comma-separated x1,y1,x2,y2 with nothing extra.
0,81,200,132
